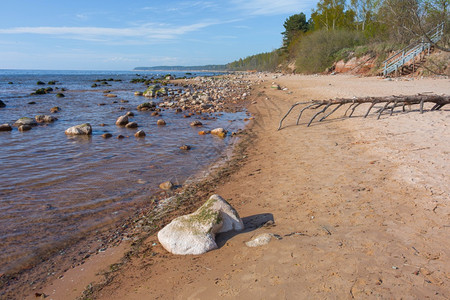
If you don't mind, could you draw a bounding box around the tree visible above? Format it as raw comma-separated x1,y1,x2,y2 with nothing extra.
350,0,382,31
311,0,355,30
281,13,309,48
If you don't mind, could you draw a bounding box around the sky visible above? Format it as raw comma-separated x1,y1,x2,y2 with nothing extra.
0,0,318,70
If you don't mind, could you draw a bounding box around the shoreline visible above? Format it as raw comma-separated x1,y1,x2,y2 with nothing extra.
0,74,255,299
6,73,450,299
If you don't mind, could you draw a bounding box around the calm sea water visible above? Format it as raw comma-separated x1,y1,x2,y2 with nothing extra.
0,70,247,274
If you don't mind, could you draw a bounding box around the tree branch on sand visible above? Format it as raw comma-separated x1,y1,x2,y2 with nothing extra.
278,94,450,130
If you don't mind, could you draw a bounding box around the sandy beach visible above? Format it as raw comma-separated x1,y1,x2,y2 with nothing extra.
30,74,449,299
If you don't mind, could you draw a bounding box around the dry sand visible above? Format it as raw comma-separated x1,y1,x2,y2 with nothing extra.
38,74,449,299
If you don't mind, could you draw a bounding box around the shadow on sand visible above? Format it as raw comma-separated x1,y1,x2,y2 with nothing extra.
216,213,274,248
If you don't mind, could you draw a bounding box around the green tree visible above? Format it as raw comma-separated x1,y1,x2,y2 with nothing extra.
350,0,381,31
281,13,309,47
311,0,355,30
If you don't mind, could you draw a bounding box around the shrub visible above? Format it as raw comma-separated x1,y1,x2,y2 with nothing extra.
295,29,365,73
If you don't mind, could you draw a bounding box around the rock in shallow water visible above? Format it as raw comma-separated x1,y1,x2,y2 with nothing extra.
0,124,12,131
125,121,138,128
134,130,146,137
35,115,57,123
14,117,37,127
65,123,92,135
115,115,129,126
157,194,244,255
18,125,32,132
159,181,174,190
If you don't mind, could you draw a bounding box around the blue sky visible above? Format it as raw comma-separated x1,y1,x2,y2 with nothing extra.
0,0,318,70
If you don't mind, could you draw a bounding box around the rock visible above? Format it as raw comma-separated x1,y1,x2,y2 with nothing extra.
18,125,32,132
198,130,210,135
134,130,146,137
115,115,129,126
65,123,92,135
134,91,143,96
14,117,37,127
56,93,65,98
151,111,160,116
211,128,227,138
179,144,191,150
271,84,281,90
143,85,160,97
137,102,156,111
0,124,13,131
35,115,57,123
50,106,60,113
0,100,6,108
157,119,166,126
117,134,125,139
105,94,117,98
125,111,134,117
125,121,138,128
190,120,203,127
245,233,272,247
159,181,174,190
157,194,244,255
102,133,112,138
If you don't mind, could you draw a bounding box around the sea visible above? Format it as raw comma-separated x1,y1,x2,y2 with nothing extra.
0,69,247,275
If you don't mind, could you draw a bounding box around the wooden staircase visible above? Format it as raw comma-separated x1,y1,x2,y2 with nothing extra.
382,23,444,77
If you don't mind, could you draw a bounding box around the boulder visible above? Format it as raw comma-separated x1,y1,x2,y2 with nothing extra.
35,115,57,123
65,123,92,135
134,130,146,137
14,117,37,127
157,119,166,126
125,111,134,117
0,100,6,108
0,124,12,131
158,194,244,255
102,133,112,138
115,115,129,126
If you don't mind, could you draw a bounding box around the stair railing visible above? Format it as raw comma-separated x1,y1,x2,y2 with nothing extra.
383,22,444,76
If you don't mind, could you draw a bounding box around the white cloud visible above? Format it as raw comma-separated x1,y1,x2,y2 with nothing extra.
0,21,219,43
231,0,317,16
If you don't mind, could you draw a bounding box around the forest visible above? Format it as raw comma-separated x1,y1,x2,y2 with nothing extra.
227,0,449,74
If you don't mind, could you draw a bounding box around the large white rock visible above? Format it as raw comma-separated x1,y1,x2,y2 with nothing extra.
65,123,92,135
157,194,244,255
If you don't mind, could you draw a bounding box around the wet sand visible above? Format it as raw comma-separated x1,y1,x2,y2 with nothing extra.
32,74,450,299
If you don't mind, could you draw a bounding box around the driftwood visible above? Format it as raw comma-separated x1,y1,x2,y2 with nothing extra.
278,94,450,130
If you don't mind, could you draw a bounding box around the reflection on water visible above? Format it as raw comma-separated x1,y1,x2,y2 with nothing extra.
0,70,247,274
